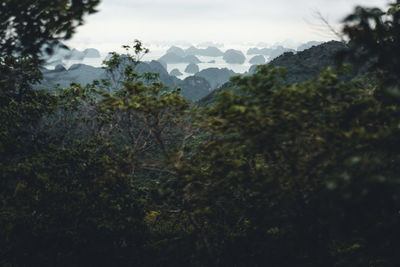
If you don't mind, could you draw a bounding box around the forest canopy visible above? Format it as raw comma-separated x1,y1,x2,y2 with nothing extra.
1,1,400,266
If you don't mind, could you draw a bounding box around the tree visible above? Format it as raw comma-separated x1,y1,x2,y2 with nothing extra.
0,36,200,265
0,0,99,56
1,139,148,266
176,2,400,265
340,1,400,86
3,0,400,266
181,62,400,265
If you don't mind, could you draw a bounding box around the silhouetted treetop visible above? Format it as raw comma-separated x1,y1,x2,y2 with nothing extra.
0,0,100,56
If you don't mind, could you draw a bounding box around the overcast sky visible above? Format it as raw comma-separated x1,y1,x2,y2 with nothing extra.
68,0,389,50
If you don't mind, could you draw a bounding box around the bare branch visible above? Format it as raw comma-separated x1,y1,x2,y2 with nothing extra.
304,9,346,42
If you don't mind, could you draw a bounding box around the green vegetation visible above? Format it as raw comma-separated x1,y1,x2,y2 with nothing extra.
1,1,400,266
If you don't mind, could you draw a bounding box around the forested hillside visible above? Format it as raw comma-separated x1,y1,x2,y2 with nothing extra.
1,1,400,266
199,40,350,106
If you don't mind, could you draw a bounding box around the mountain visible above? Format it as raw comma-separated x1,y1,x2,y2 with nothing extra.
159,53,183,64
68,48,85,60
195,68,237,89
83,48,101,58
177,76,211,101
249,55,266,65
166,46,186,57
170,68,183,77
40,63,105,89
38,60,214,103
165,45,224,57
248,64,259,74
136,60,176,89
39,41,346,104
157,60,167,70
247,46,296,60
159,52,201,64
297,41,323,52
197,80,235,107
148,60,168,74
223,49,246,64
54,64,67,72
267,40,347,84
199,41,348,106
185,46,223,57
42,45,101,68
184,63,199,74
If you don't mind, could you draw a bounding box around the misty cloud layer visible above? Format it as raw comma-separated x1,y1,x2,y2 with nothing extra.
68,0,389,49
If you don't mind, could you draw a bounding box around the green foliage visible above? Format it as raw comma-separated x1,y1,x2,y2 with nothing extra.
0,0,99,56
183,64,400,265
1,139,147,266
0,0,101,206
2,0,400,266
341,1,400,86
0,37,199,265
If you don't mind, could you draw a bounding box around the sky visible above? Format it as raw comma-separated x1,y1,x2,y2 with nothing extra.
67,0,390,51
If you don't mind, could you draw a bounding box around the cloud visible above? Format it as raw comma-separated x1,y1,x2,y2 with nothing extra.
71,0,391,49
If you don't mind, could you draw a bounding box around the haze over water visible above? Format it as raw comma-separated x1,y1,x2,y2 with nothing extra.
67,0,388,51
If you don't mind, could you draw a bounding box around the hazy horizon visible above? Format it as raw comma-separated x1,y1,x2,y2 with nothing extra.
66,0,389,52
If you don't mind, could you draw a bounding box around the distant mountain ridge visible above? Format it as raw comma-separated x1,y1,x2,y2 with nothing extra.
185,63,199,74
166,45,223,57
42,44,101,68
161,41,323,68
249,55,266,65
38,60,211,102
159,53,201,64
195,68,237,89
170,68,183,77
223,49,246,64
198,40,349,106
247,46,296,60
38,40,339,104
261,40,347,84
